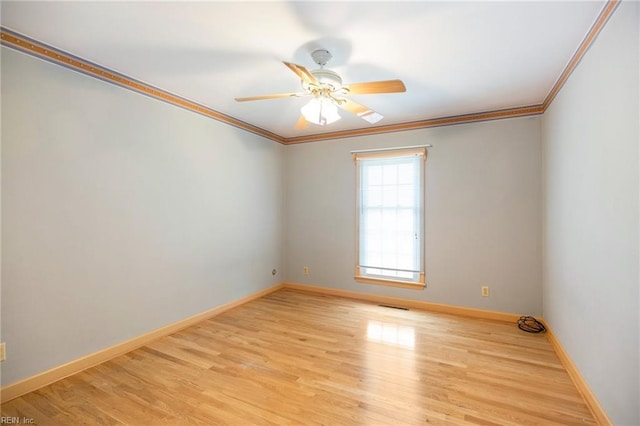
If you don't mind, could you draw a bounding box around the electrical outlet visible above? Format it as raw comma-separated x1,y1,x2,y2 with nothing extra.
0,342,6,362
303,266,309,275
481,286,490,297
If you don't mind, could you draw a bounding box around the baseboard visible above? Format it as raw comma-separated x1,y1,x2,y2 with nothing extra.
0,283,284,403
282,282,522,323
540,319,612,425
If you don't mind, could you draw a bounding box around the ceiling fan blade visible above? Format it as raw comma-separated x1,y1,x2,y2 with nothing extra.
235,92,302,102
344,79,406,95
338,99,384,124
295,115,309,130
283,61,318,85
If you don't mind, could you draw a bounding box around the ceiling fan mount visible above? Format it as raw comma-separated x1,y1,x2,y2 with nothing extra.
235,48,406,129
310,48,332,67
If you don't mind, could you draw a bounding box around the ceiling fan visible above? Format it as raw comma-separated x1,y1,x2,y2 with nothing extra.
234,49,406,129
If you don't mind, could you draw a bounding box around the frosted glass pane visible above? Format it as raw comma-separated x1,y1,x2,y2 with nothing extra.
382,187,397,207
367,165,382,185
381,209,397,229
398,186,413,207
365,187,382,206
364,210,381,229
382,164,398,185
397,163,414,184
397,210,414,232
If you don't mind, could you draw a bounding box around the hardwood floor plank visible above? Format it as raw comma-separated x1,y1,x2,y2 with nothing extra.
1,288,596,424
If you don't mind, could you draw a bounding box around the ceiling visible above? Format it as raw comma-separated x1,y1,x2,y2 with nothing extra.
1,1,608,141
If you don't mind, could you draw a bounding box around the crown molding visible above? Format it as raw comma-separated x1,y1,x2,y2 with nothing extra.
281,105,544,144
0,0,620,145
0,28,286,144
542,0,620,110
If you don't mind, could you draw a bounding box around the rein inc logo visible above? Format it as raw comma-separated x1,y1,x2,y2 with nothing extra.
0,418,34,425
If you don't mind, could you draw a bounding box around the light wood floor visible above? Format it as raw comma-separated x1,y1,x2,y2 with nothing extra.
2,288,595,425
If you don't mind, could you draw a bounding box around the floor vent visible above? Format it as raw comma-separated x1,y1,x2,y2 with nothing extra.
378,304,409,311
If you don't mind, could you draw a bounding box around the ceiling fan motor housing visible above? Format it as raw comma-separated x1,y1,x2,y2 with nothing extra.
311,69,342,90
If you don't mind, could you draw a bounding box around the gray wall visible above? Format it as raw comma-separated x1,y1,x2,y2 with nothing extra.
1,47,284,386
284,117,542,316
541,1,639,424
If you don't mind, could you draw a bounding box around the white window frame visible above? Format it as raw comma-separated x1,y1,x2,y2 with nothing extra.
353,147,426,289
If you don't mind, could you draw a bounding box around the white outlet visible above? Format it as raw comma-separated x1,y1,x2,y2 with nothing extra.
0,342,6,362
481,286,490,297
303,266,309,275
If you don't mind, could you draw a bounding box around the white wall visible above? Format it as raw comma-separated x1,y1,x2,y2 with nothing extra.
0,47,284,386
541,1,639,424
285,116,542,315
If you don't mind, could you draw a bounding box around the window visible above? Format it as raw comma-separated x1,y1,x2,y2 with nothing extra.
354,147,426,288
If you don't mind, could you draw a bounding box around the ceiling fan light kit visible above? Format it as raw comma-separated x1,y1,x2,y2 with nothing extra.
235,48,406,129
301,97,341,126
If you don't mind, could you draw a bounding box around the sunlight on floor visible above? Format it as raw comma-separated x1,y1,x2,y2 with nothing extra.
366,320,415,349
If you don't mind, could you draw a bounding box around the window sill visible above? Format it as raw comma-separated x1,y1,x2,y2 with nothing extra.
354,275,426,290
